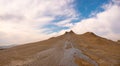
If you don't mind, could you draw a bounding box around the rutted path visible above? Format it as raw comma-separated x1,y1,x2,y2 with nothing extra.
2,31,119,66
8,41,98,66
61,41,98,66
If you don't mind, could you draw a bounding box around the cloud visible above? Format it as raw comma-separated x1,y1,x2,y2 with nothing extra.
0,0,119,46
71,3,120,41
112,0,120,5
0,0,76,46
53,18,75,27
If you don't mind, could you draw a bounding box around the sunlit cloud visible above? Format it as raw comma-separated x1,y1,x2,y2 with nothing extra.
0,0,77,46
71,3,120,41
0,0,120,46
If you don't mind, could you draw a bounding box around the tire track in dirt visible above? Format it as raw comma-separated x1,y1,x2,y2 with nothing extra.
7,40,98,66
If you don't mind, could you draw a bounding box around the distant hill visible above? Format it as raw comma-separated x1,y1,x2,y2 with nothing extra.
0,46,6,50
0,31,120,66
0,48,4,50
117,40,120,44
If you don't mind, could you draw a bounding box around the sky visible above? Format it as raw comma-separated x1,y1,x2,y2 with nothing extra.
0,0,120,46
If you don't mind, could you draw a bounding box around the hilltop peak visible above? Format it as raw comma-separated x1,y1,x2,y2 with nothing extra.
64,30,75,34
85,32,94,34
83,32,97,36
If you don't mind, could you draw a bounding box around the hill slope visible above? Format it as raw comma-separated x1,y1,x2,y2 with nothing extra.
0,31,120,66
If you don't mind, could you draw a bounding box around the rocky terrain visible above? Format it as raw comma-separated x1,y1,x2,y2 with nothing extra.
0,31,120,66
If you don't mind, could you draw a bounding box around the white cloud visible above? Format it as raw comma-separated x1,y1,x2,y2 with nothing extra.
0,0,76,46
53,18,76,27
71,3,120,41
112,0,120,5
1,0,119,46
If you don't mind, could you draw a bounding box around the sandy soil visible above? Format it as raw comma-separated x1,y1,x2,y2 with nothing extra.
0,31,120,66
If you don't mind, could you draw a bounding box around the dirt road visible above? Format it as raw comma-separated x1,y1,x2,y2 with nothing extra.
1,31,119,66
7,39,98,66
